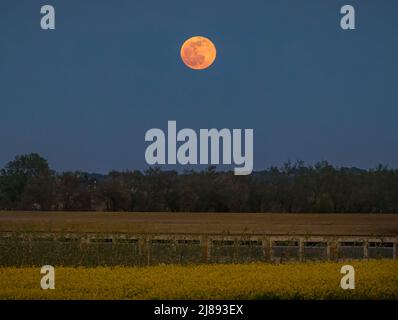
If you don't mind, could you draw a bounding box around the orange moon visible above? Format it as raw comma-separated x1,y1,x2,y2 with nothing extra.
180,36,217,70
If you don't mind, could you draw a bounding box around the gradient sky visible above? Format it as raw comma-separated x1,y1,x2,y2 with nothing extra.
0,0,397,173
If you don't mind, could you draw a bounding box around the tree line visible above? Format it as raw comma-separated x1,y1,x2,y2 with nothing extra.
0,153,397,213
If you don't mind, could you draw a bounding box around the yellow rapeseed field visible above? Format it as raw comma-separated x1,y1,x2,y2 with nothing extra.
0,260,397,299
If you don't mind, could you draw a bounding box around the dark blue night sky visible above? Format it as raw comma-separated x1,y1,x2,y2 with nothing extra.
0,0,397,173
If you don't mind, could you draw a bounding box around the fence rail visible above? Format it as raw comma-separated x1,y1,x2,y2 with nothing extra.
0,232,396,266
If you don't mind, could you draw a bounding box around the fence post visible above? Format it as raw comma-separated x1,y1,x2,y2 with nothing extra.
364,241,369,259
328,239,338,261
299,238,304,262
141,236,151,266
201,235,209,263
263,237,272,262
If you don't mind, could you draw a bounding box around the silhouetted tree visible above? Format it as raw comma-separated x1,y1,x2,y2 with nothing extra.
1,153,398,213
0,153,55,210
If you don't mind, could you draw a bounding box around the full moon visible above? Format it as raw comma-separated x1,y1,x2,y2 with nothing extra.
180,36,217,70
